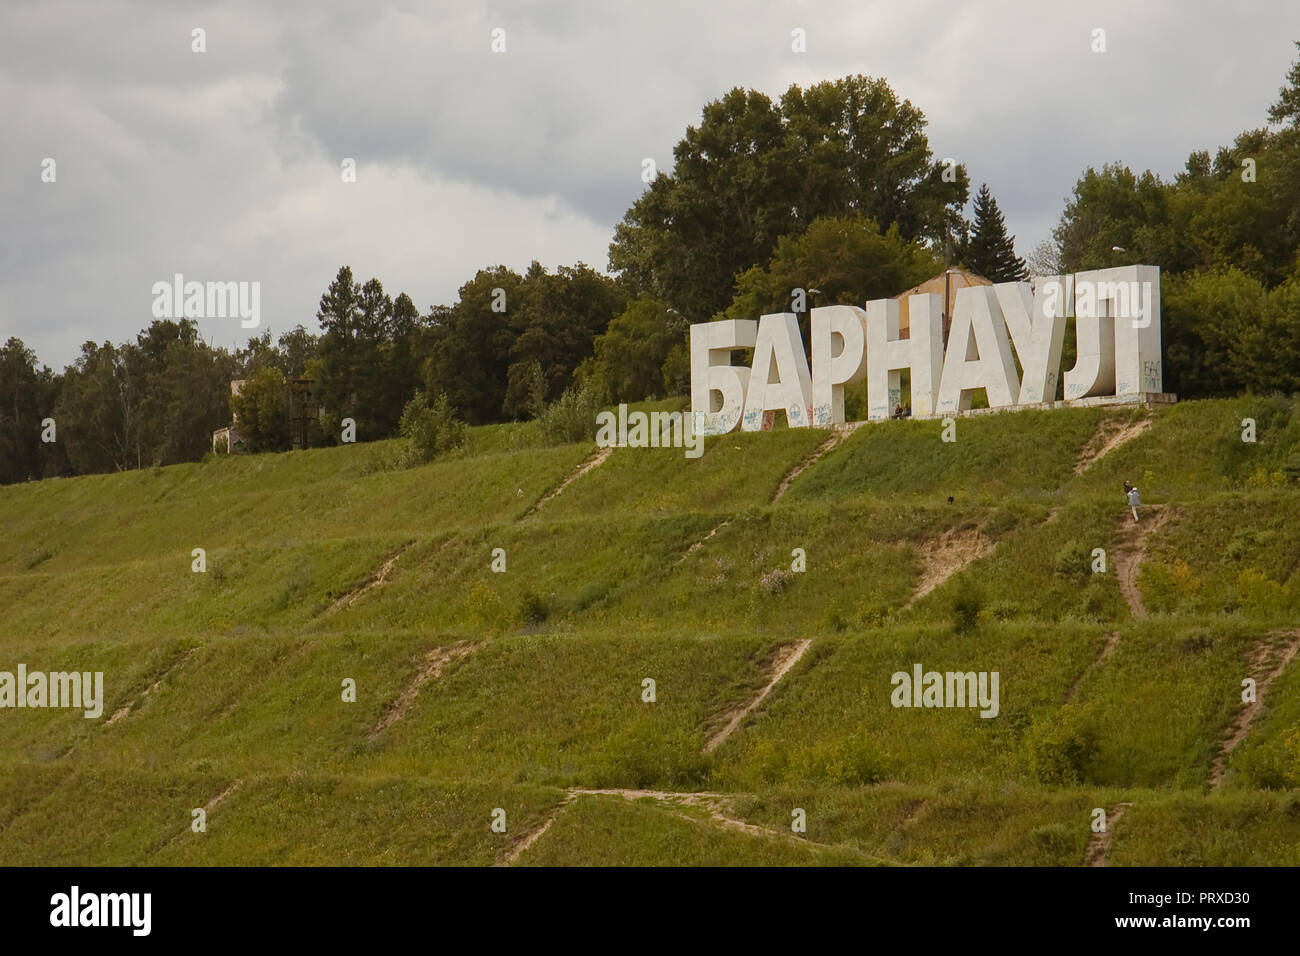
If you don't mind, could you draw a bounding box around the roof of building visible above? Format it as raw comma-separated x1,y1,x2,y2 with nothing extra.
893,267,993,336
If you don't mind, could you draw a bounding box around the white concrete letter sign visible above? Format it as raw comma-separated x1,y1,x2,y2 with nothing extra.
690,319,756,435
688,266,1164,434
995,280,1067,405
742,313,813,431
865,298,908,422
810,305,867,426
865,295,944,421
936,286,1019,414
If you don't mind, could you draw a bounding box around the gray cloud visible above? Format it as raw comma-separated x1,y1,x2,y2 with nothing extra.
2,0,1298,368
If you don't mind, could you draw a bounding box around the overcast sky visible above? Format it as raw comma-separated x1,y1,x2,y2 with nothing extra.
3,0,1299,369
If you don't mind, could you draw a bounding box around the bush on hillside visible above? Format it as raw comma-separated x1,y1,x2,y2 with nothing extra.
950,578,983,634
1025,712,1097,785
1235,727,1300,790
783,736,892,787
399,391,466,465
596,719,712,789
538,381,602,445
1053,539,1092,583
517,590,548,626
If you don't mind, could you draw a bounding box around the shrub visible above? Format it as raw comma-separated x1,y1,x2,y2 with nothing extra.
1236,568,1285,615
597,720,712,789
854,601,888,628
537,381,603,445
835,733,891,785
748,738,791,785
1224,528,1257,562
517,590,548,626
950,578,983,634
465,580,505,629
1245,466,1286,487
399,391,466,465
1025,713,1097,785
1236,729,1300,790
1053,539,1092,582
1081,578,1110,620
821,606,849,632
787,737,891,786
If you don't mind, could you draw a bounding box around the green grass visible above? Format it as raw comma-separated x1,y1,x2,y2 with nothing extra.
1111,792,1300,865
1,397,1298,864
787,406,1103,505
729,783,1098,865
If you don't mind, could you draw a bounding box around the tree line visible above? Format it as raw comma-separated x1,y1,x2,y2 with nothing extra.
1048,44,1300,398
4,56,1300,483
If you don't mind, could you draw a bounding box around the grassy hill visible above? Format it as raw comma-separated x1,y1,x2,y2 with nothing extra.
2,395,1299,866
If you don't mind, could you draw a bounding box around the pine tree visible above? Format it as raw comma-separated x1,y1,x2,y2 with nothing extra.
961,184,1028,281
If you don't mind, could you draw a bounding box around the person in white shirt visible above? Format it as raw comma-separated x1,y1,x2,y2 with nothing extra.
1127,485,1140,523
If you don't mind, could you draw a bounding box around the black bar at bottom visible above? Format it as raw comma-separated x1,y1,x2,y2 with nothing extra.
1,865,1287,943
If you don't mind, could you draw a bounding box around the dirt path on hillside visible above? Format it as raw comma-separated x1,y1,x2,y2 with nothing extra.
1084,801,1131,866
1065,631,1121,703
1210,630,1300,790
1114,506,1167,618
204,779,243,813
499,787,859,864
570,789,860,853
771,423,861,503
521,446,612,519
903,528,995,609
704,640,812,753
496,793,578,866
147,779,244,852
368,641,477,739
105,647,199,727
677,518,732,565
1074,417,1151,475
324,541,414,615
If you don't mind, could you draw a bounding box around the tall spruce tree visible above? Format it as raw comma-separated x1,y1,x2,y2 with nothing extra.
962,183,1028,281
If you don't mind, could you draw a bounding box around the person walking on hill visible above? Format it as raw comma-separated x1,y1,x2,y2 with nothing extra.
1127,484,1141,523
